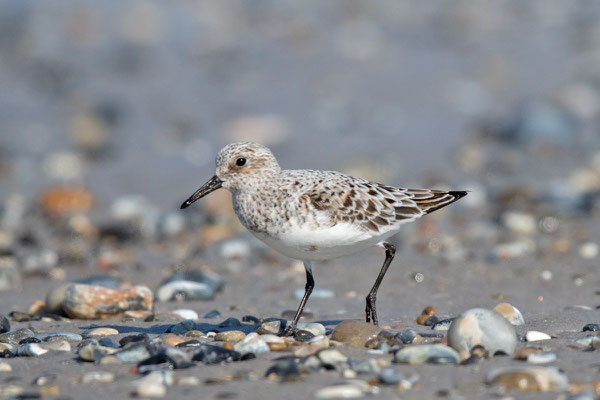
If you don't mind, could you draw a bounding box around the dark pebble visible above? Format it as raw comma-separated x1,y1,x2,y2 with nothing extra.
9,312,40,322
242,315,260,324
0,315,9,333
582,323,600,332
395,329,417,344
119,333,149,347
192,344,242,364
418,332,444,338
424,315,442,326
218,317,242,328
377,330,396,340
176,340,202,348
265,357,300,380
432,318,456,330
137,347,194,370
19,337,41,344
98,338,120,349
204,310,221,319
294,330,315,342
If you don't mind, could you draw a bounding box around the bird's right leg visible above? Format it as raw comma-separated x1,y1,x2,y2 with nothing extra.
283,261,314,337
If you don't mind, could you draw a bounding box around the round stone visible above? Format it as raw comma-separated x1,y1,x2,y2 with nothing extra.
214,330,246,343
331,320,381,347
84,328,119,337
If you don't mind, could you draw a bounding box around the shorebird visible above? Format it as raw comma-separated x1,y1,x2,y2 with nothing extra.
181,142,466,336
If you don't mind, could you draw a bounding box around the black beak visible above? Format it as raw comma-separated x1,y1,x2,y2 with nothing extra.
180,175,223,209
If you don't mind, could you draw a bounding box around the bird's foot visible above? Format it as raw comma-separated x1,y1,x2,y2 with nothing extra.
281,325,298,337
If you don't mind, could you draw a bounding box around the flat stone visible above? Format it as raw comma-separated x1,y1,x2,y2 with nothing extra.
62,284,153,319
0,362,11,372
84,328,119,338
0,315,9,334
214,330,246,343
257,320,283,335
526,331,551,342
394,344,460,365
317,349,348,367
315,382,367,399
494,303,525,325
331,320,381,347
487,366,568,392
171,309,198,320
160,334,185,347
0,328,35,344
447,308,517,360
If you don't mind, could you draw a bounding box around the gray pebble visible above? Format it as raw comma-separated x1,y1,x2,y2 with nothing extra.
0,315,9,333
378,368,402,385
394,344,460,365
168,320,197,334
35,332,82,342
0,328,35,344
395,329,417,344
203,310,221,319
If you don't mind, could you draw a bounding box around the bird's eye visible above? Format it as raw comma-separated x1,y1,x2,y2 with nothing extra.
235,157,246,167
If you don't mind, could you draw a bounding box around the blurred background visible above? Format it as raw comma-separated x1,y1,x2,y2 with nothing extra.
1,1,599,305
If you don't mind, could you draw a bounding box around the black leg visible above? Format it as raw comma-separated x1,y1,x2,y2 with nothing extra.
365,242,396,325
283,262,314,336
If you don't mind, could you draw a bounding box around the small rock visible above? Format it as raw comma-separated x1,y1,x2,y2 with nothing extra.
378,368,402,385
317,349,348,367
78,341,118,362
315,381,368,399
582,324,600,332
0,315,10,333
234,332,270,354
137,347,194,371
218,317,242,328
133,371,173,398
394,344,460,365
62,284,153,319
81,371,115,383
84,328,119,338
203,310,221,319
294,330,315,342
257,320,283,335
119,334,149,347
265,357,300,381
293,288,335,299
447,308,517,360
526,352,557,364
192,344,242,364
0,328,35,344
431,318,455,331
395,329,417,344
168,320,197,335
161,334,185,347
487,366,568,392
171,309,198,320
114,343,152,363
296,322,326,337
40,186,94,216
526,331,551,342
241,315,260,323
0,362,11,372
16,343,50,356
331,320,381,347
214,331,246,343
493,303,525,325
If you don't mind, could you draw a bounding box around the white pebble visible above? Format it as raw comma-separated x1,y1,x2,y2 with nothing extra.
0,362,11,372
171,309,198,320
526,331,552,342
579,242,598,259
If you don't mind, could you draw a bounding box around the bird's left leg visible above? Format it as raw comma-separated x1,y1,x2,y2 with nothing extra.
365,242,396,325
283,261,314,337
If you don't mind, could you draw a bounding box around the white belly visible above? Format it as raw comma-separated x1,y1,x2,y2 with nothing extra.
251,221,398,261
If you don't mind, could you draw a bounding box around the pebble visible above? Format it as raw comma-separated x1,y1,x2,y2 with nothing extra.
234,332,270,354
431,318,455,331
156,271,224,302
171,309,198,320
0,315,9,333
257,320,283,335
582,324,600,332
133,371,173,398
168,320,197,334
242,315,260,323
294,336,330,356
265,357,300,381
526,352,557,364
394,344,460,365
84,328,119,338
119,333,148,347
447,308,517,360
62,284,153,319
493,303,525,325
487,366,568,392
192,344,242,364
81,371,115,383
378,368,402,385
315,381,373,399
331,320,381,347
16,343,49,356
293,288,335,299
214,330,246,343
395,329,418,344
0,328,35,344
160,334,185,347
137,347,194,371
0,362,11,372
40,186,94,216
218,317,242,328
78,341,119,362
114,343,153,363
526,331,552,342
317,348,348,367
296,322,326,337
203,310,221,319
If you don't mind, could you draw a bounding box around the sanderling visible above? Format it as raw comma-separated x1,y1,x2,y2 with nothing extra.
181,142,466,335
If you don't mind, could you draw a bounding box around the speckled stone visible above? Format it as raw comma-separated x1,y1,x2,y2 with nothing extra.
62,284,153,319
331,321,381,347
84,328,119,338
487,366,568,392
214,330,246,343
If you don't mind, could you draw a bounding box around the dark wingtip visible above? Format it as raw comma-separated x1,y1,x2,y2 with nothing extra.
449,190,468,200
180,201,191,210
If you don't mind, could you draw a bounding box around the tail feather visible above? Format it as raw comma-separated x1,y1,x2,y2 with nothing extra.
418,190,468,214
